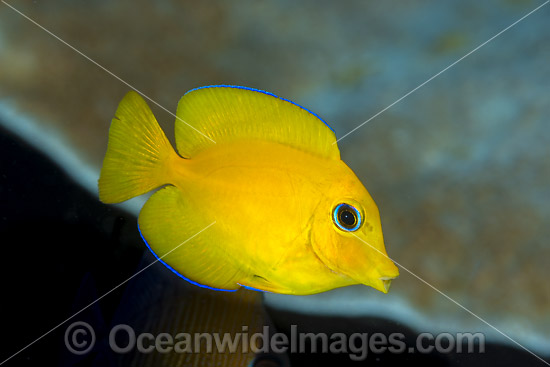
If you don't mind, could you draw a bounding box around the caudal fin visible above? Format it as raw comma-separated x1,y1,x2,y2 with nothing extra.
98,91,178,203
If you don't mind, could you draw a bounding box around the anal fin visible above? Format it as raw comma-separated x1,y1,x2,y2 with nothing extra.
138,186,245,291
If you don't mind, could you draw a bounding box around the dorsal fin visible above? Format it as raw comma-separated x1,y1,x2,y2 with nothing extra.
174,85,340,159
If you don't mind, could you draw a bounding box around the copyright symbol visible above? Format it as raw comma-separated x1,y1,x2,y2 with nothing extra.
64,321,95,355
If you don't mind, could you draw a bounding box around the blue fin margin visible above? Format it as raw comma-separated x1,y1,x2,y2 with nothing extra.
185,85,335,133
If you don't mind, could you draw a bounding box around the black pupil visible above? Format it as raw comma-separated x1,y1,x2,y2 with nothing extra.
339,208,357,228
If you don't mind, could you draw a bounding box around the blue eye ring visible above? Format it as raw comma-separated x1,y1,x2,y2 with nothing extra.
333,203,362,232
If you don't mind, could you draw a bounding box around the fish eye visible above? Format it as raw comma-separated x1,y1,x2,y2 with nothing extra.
333,203,362,232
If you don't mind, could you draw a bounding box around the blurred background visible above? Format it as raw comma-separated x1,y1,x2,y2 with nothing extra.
0,0,549,365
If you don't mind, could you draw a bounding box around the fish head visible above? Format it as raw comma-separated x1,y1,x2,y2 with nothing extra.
311,162,399,293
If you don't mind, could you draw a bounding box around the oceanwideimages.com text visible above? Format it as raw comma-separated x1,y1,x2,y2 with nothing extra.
65,322,485,361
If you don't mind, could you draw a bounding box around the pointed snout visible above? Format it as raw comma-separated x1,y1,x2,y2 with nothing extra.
372,275,398,293
374,259,400,293
359,259,399,294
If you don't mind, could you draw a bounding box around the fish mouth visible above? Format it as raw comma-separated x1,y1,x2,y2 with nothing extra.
347,263,399,293
365,274,397,294
378,276,395,293
365,260,399,293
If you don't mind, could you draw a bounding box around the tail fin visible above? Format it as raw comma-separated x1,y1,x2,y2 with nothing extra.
98,91,178,204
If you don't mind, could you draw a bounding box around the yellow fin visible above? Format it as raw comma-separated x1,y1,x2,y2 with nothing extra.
138,185,245,291
98,91,177,203
174,85,340,159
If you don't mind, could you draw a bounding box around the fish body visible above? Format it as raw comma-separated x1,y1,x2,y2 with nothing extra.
99,86,399,295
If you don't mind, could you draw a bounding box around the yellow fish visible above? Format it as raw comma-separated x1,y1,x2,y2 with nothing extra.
98,85,399,295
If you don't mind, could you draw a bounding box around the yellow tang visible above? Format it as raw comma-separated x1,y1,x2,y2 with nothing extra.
98,86,399,295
